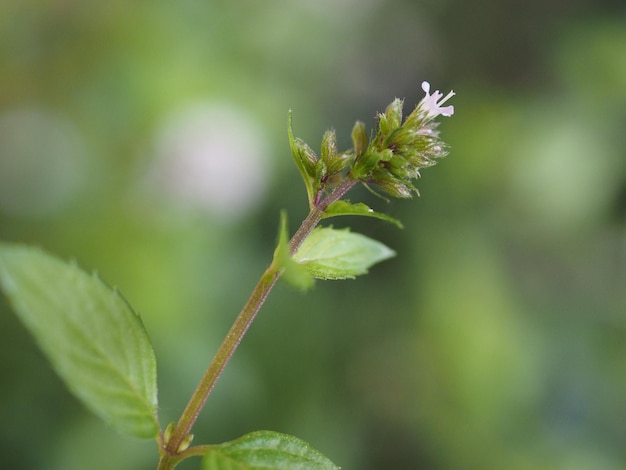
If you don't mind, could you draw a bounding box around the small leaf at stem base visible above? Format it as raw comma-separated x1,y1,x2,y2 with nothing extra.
202,430,340,469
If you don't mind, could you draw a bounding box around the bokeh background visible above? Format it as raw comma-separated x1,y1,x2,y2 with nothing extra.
1,1,625,469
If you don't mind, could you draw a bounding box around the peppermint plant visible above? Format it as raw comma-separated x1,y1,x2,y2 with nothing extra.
0,81,454,469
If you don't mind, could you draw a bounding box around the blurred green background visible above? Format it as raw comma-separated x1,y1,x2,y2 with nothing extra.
1,0,625,469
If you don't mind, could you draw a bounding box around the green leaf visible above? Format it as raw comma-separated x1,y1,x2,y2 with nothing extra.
272,212,314,291
202,430,340,470
288,111,317,206
323,200,404,228
293,227,395,280
0,243,159,439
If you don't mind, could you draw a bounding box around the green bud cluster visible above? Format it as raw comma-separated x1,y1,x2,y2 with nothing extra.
289,82,454,207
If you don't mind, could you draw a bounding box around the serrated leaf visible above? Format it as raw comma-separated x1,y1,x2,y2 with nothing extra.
202,430,340,470
323,200,403,228
293,227,395,280
0,243,159,438
288,111,316,206
272,212,314,291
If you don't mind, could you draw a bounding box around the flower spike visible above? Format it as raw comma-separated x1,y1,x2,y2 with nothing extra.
290,81,455,201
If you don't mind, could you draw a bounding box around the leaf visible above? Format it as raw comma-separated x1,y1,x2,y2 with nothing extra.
272,212,314,291
293,227,395,280
0,243,159,439
288,111,317,206
202,430,340,470
323,200,404,228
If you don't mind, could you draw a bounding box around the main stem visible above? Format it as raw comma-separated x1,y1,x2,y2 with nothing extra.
159,176,357,467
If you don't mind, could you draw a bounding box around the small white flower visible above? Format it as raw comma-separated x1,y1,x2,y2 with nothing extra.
420,81,455,119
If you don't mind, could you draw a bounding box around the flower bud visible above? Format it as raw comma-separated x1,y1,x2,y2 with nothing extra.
163,422,175,444
315,158,327,185
379,98,403,135
320,129,337,162
351,150,383,179
386,154,416,180
373,171,415,198
351,121,368,157
321,129,350,174
177,433,194,453
294,137,318,176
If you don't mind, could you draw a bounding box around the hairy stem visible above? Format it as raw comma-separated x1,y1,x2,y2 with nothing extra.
158,176,358,468
161,267,280,460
